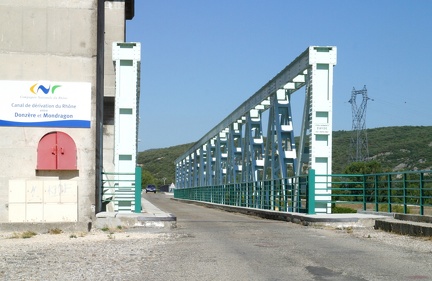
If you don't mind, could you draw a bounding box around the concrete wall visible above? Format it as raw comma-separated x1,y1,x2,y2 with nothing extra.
0,0,131,226
103,1,127,172
104,1,126,98
0,1,98,223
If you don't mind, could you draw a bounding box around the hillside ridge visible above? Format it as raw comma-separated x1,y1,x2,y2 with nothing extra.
138,126,432,186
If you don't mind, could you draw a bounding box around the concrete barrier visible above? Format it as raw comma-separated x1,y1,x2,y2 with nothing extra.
172,198,386,228
375,217,432,237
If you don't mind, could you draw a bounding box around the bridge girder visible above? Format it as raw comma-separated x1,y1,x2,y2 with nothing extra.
175,46,336,213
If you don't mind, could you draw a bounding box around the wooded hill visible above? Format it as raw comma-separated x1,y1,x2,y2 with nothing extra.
137,126,432,187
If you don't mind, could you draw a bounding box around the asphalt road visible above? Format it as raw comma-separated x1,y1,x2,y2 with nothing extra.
142,193,432,281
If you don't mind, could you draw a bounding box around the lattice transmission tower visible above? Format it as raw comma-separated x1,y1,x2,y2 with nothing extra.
348,85,371,162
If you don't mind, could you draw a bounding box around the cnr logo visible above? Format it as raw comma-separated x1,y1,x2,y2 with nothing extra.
30,83,61,94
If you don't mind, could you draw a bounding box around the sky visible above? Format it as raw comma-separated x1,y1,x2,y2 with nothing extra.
126,1,432,152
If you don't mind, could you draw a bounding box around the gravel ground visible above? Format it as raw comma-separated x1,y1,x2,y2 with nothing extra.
332,225,432,253
0,229,173,281
0,226,431,281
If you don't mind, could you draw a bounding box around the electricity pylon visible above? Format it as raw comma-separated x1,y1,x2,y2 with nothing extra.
349,85,371,162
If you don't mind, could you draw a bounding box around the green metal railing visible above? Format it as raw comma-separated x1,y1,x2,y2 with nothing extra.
318,170,432,215
102,166,142,213
175,173,312,213
174,169,432,215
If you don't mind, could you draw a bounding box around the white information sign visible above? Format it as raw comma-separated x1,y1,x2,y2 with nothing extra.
0,80,91,128
315,124,330,134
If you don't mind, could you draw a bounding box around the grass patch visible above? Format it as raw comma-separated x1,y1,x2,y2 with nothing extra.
332,206,357,213
48,228,63,235
378,204,410,214
21,231,37,239
9,231,37,239
8,232,21,239
101,225,124,233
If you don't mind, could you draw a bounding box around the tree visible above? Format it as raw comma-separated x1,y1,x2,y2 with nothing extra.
343,160,383,174
335,161,385,202
141,170,156,189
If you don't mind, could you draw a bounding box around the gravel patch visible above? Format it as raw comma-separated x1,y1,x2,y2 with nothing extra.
1,225,431,280
331,225,432,253
0,229,173,281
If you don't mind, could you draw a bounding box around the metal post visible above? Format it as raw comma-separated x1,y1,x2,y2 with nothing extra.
135,166,142,213
374,175,379,212
403,173,407,214
387,174,392,213
308,169,316,214
362,175,367,210
420,172,424,215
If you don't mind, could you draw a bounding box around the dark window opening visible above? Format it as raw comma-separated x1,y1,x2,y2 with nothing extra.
103,96,115,125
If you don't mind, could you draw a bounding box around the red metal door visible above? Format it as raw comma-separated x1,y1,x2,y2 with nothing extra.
37,132,77,170
37,132,57,170
57,132,77,170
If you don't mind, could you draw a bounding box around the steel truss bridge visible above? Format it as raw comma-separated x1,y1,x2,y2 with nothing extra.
175,46,337,213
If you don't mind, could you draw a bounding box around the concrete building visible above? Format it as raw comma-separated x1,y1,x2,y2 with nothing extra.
0,0,136,230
